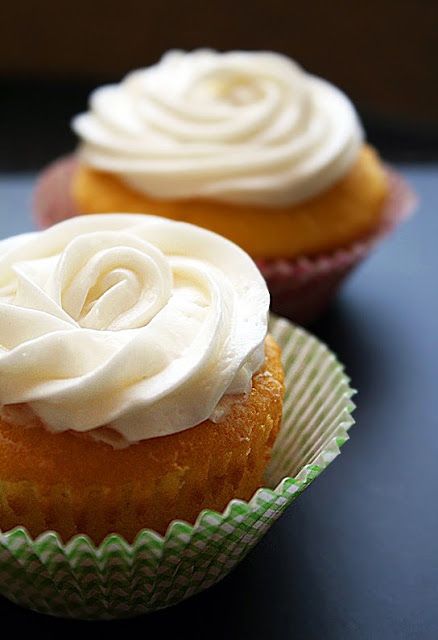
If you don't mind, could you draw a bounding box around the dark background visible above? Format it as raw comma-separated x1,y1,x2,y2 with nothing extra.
0,0,438,170
2,0,437,124
0,2,437,637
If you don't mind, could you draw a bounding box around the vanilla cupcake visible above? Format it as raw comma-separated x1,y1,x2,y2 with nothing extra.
34,50,415,322
0,214,283,543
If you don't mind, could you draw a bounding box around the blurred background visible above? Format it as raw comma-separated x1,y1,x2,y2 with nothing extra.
0,0,437,171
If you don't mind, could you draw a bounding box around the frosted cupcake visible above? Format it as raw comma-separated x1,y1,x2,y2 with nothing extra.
0,214,283,543
34,50,414,322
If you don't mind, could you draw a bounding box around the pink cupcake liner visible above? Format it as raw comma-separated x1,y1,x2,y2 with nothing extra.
256,169,416,323
33,155,78,228
33,157,416,325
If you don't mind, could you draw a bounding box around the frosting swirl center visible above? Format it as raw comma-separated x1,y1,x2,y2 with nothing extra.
53,232,172,330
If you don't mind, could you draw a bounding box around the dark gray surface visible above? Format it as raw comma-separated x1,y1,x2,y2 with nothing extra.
0,166,436,638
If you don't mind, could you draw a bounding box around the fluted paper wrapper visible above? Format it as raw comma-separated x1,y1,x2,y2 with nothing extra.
0,316,355,619
257,169,416,323
33,157,416,325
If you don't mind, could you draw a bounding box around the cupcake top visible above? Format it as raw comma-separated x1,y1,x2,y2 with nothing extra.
0,214,269,444
72,49,363,207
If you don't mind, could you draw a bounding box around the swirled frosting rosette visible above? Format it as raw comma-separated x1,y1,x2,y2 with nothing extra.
0,214,269,442
72,49,363,206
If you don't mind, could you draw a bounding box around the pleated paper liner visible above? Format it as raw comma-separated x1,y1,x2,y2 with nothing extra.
0,316,355,620
257,168,417,323
33,155,78,229
33,157,416,325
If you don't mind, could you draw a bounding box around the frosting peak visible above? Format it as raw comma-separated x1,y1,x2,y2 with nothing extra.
73,49,364,206
0,214,269,443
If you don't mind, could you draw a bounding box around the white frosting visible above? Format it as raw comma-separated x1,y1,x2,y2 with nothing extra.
72,49,364,207
0,214,268,443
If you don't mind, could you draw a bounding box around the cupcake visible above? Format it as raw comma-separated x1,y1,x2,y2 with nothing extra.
34,50,414,323
0,216,356,619
0,213,284,543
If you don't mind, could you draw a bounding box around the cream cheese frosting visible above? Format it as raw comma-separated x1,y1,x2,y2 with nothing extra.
72,49,364,207
0,214,269,443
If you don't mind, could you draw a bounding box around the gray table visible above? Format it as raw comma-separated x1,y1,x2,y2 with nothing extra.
0,166,436,638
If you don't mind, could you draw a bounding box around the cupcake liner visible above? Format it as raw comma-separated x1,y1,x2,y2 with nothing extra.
33,155,78,228
257,169,417,324
33,157,416,325
0,315,355,620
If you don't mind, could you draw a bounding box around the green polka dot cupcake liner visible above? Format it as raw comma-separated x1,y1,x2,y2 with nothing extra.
0,315,355,619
